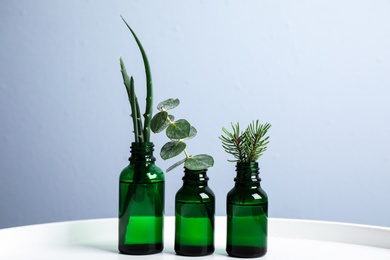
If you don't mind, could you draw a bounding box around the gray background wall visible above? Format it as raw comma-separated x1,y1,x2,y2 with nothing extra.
1,0,389,229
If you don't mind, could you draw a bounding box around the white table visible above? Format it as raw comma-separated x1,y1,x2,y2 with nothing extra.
1,216,390,259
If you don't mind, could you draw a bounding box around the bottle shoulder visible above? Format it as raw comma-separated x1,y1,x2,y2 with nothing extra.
176,185,215,203
119,163,165,183
227,185,268,204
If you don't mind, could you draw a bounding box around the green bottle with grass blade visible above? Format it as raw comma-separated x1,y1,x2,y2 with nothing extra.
118,17,164,255
119,142,164,254
220,120,271,258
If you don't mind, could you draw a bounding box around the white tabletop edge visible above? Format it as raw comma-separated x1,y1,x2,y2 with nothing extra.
1,217,390,250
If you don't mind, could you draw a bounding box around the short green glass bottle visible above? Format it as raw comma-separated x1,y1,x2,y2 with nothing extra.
175,168,215,256
118,142,165,255
226,162,268,258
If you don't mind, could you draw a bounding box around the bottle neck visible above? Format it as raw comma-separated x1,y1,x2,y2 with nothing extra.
234,162,261,185
129,142,156,165
182,168,209,186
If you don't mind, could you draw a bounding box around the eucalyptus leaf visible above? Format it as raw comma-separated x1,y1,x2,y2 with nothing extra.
167,158,186,172
160,141,186,160
151,111,168,133
186,126,197,140
166,119,191,140
152,97,214,170
157,98,180,111
170,126,197,141
184,154,214,170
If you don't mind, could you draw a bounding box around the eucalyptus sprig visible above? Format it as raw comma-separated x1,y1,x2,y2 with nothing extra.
119,16,153,143
151,98,214,172
220,120,271,162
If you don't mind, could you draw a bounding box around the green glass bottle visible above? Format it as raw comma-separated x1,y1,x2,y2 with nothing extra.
118,142,165,255
175,168,215,256
226,162,268,258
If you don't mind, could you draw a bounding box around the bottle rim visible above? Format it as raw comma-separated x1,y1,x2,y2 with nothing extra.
128,142,155,163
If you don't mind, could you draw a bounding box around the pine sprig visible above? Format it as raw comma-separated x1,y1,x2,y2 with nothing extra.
244,120,271,162
220,123,246,162
220,120,271,163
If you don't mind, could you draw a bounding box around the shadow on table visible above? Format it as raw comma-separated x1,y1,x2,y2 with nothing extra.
159,247,227,256
78,241,118,254
77,242,228,257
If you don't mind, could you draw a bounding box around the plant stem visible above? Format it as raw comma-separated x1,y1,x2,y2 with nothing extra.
129,77,140,143
120,56,140,143
183,149,190,159
167,113,173,123
121,16,153,143
134,94,144,142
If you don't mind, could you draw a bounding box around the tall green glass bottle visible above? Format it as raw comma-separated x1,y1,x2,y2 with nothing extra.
118,142,165,255
226,162,268,258
175,168,215,256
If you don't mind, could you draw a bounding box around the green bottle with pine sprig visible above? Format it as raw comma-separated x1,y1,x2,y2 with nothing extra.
118,17,164,255
220,120,271,258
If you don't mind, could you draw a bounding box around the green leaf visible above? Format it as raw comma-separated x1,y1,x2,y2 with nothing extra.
184,154,214,170
157,98,180,111
170,126,197,141
120,58,142,142
166,158,186,172
151,111,168,133
186,126,197,140
160,141,186,160
166,119,191,140
119,57,131,90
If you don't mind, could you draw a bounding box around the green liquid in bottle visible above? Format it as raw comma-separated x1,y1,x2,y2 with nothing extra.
119,182,164,255
175,201,214,256
227,203,267,257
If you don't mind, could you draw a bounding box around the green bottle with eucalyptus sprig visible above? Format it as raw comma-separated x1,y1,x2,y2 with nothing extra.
118,17,164,255
220,120,271,258
151,98,215,256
